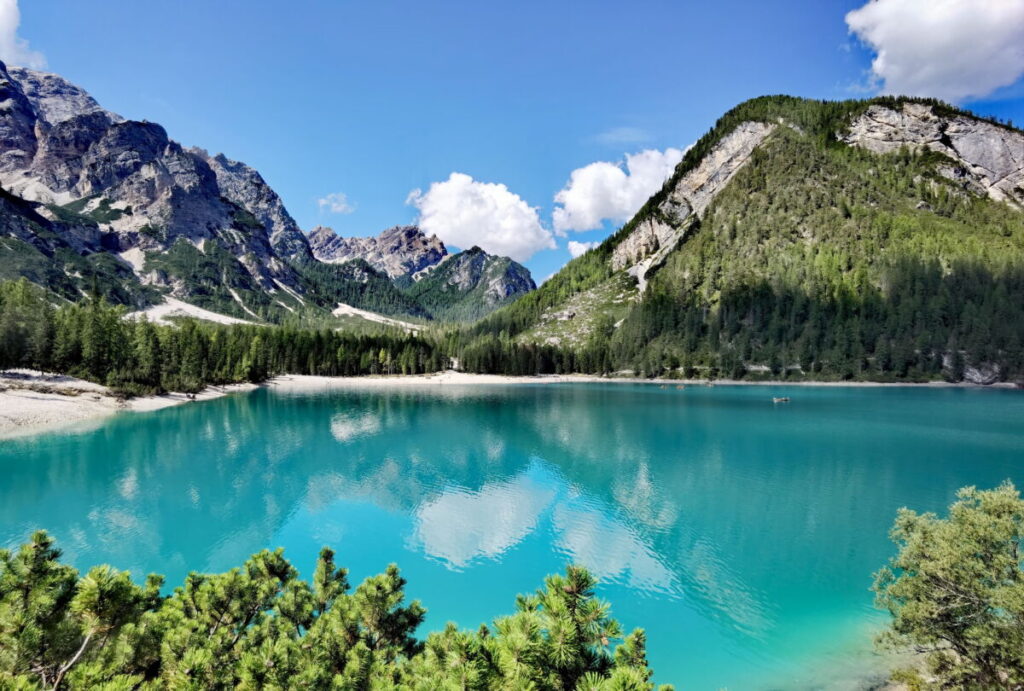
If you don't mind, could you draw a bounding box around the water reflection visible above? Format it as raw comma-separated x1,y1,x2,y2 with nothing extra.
413,463,558,569
1,383,1022,689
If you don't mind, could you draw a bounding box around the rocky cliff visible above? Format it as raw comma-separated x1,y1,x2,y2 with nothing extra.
611,121,776,289
194,149,313,261
842,102,1024,207
308,225,447,278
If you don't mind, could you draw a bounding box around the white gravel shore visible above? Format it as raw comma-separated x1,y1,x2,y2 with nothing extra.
0,370,258,439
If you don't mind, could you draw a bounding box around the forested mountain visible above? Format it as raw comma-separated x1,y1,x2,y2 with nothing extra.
406,246,536,321
459,96,1024,383
0,61,533,325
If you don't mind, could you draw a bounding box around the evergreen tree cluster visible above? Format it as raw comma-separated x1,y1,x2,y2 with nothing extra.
0,279,444,395
874,483,1024,688
0,533,668,690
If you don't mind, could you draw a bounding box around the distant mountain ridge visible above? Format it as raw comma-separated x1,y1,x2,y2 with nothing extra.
309,224,447,278
308,224,535,319
0,61,534,323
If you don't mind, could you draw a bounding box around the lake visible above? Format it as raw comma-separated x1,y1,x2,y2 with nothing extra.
2,382,1023,688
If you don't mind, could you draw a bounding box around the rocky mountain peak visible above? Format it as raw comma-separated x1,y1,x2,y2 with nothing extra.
194,148,312,260
308,224,448,278
8,65,121,126
0,62,534,323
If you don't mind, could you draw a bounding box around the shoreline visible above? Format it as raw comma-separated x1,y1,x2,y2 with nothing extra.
0,369,1015,440
0,370,258,440
268,370,1017,390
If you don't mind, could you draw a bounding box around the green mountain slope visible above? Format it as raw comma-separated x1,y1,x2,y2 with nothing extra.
406,247,537,322
462,96,1024,382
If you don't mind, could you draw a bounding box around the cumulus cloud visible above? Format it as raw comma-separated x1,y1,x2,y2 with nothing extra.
317,192,354,215
552,147,685,234
846,0,1024,102
567,240,599,258
0,0,45,69
406,172,555,262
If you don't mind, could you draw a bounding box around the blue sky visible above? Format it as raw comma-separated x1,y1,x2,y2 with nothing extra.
7,0,1024,279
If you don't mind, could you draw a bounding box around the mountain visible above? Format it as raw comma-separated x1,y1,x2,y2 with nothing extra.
309,224,447,278
0,62,533,324
463,96,1024,383
407,246,536,321
308,225,536,321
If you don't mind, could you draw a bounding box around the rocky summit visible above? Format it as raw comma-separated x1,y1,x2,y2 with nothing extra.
0,61,533,323
308,225,447,278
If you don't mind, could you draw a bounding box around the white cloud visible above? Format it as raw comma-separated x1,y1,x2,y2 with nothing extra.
553,147,685,234
317,192,354,215
846,0,1024,102
567,240,599,258
407,172,555,262
0,0,45,69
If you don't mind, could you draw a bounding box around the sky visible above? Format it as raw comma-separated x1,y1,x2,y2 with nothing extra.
3,0,1024,280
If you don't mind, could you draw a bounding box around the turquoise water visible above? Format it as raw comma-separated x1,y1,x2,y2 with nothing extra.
2,383,1023,688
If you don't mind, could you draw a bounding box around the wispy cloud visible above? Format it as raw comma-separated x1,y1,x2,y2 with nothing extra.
0,0,45,69
846,0,1024,102
594,126,652,146
317,192,355,215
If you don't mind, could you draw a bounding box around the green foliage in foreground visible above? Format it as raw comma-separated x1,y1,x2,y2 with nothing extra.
0,533,668,690
874,483,1024,689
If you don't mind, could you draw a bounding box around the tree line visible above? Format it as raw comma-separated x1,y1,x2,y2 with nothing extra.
0,279,445,395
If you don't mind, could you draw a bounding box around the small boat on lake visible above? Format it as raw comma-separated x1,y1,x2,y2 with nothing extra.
773,397,790,403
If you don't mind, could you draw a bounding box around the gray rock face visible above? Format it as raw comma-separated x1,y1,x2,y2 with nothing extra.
309,224,448,278
612,121,776,289
425,247,536,303
0,64,41,173
0,59,305,296
842,103,1024,207
196,149,312,261
9,66,121,125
